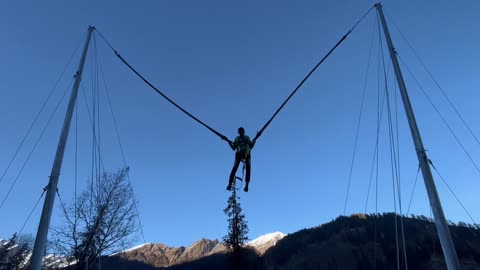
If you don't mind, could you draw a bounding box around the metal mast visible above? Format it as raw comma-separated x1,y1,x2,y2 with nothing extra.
375,4,461,269
29,26,95,270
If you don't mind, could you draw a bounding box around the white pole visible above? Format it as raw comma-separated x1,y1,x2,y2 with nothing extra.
29,26,95,270
375,4,461,269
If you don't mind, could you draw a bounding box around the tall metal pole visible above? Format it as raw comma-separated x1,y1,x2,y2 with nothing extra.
375,4,461,269
29,26,95,270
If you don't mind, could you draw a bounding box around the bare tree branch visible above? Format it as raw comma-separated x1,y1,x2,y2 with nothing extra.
49,167,139,270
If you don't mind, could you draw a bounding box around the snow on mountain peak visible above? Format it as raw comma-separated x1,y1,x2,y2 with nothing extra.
248,231,285,246
247,231,286,254
124,242,151,252
110,242,152,256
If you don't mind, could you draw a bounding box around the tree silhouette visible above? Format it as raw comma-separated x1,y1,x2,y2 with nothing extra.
0,233,32,270
222,184,249,253
50,167,138,270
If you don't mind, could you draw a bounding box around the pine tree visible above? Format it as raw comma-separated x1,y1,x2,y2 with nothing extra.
222,186,249,253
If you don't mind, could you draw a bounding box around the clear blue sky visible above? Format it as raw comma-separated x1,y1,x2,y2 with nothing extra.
1,0,479,248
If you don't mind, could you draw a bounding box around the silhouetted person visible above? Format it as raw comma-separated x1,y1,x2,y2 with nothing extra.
226,127,254,192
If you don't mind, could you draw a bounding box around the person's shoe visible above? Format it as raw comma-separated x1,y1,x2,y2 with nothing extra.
244,185,249,192
226,183,232,191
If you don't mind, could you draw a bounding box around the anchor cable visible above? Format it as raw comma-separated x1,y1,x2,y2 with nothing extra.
429,160,476,224
384,10,480,146
252,5,376,144
18,186,47,235
0,32,86,186
0,78,74,208
95,5,375,145
96,40,147,243
397,54,480,176
406,166,420,216
95,30,232,144
344,11,376,214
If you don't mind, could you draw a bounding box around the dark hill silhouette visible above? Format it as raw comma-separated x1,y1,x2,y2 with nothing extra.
168,247,263,270
263,213,480,270
97,213,480,270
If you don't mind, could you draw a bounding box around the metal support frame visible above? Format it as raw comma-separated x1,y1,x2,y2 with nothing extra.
375,4,461,269
29,26,95,270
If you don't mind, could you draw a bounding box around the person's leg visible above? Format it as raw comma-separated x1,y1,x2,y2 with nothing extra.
228,155,241,190
244,157,251,192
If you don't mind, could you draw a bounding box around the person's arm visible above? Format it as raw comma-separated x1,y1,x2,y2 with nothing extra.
248,136,255,149
221,135,235,149
229,137,237,150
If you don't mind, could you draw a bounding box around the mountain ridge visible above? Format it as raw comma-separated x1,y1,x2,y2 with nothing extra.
103,213,480,270
111,232,285,268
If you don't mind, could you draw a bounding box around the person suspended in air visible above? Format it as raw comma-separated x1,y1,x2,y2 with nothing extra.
224,127,255,192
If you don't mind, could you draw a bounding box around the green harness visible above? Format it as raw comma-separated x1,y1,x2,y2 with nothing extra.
235,135,251,161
